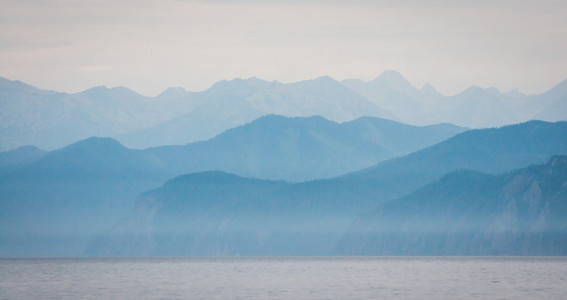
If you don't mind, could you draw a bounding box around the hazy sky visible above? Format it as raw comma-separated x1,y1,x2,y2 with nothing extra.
1,0,566,96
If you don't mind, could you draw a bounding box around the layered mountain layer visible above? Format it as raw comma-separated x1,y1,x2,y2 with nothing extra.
85,121,567,256
0,115,465,256
336,156,567,255
2,72,566,151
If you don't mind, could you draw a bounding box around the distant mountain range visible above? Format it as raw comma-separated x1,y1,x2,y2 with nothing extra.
342,71,567,128
147,115,466,182
0,75,385,151
336,155,567,255
85,120,567,257
0,115,465,182
2,69,567,257
0,115,464,256
1,71,566,151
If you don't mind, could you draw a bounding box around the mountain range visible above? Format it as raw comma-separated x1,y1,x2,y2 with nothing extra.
0,115,465,256
2,70,567,257
85,120,567,257
342,71,567,128
336,155,567,255
2,71,566,151
145,115,466,182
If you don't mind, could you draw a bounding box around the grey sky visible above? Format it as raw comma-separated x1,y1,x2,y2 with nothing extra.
1,0,566,96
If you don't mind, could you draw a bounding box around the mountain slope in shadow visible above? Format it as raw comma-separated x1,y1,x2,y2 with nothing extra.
336,156,567,255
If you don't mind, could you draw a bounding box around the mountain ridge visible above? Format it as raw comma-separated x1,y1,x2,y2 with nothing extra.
0,114,466,257
85,120,567,257
2,73,566,151
336,155,567,255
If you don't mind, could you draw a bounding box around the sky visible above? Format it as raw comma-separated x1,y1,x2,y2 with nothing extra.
1,0,566,96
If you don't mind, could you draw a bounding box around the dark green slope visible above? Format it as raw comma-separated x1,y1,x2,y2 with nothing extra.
336,156,567,255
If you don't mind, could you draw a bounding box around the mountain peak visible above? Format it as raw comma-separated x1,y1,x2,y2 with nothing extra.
504,89,527,98
77,85,144,99
485,87,501,95
245,76,263,83
373,70,416,93
377,70,404,79
244,77,271,89
420,82,439,94
456,85,503,98
286,76,342,90
77,86,113,97
82,85,109,92
63,136,126,153
314,75,336,81
110,86,136,93
307,75,340,86
209,77,269,92
459,85,485,96
157,87,189,98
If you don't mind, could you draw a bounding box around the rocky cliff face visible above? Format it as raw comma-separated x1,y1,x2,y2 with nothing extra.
336,156,567,255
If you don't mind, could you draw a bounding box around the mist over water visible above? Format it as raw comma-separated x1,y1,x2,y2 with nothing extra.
1,257,566,299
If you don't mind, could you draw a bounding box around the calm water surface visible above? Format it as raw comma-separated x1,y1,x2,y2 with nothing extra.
1,257,566,299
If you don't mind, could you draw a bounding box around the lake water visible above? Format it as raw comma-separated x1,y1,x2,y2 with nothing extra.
1,257,566,299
